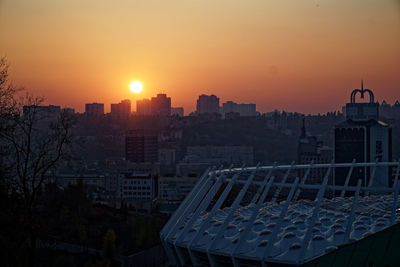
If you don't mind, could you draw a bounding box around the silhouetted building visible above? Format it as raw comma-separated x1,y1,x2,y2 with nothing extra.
171,107,184,117
55,173,105,189
125,129,158,163
62,108,75,115
23,105,61,117
221,101,257,118
151,94,171,116
136,99,151,115
158,148,176,166
379,100,400,119
297,118,332,183
196,94,220,114
335,81,392,187
111,99,131,118
224,112,241,120
85,103,104,116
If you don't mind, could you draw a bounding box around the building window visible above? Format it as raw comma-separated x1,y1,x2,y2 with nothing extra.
376,141,383,162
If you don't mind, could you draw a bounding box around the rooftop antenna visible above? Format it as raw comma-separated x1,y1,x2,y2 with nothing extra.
361,79,364,94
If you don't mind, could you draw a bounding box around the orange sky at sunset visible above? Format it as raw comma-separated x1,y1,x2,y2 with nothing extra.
1,0,399,114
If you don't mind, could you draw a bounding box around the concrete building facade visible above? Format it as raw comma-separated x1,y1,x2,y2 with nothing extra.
125,129,159,163
335,81,392,187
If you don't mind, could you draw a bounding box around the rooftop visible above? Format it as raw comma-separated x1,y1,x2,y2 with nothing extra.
161,161,400,266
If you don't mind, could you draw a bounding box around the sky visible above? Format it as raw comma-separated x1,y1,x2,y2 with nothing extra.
0,0,399,114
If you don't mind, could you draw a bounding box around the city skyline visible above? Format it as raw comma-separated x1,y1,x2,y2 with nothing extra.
37,87,400,116
1,0,399,114
1,1,400,266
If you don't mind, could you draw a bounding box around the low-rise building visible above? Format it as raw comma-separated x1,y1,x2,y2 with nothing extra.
186,145,254,166
54,173,106,188
171,107,184,117
158,176,198,202
118,172,157,200
221,101,257,118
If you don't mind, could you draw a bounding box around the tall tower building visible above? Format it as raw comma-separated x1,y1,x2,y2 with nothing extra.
125,129,158,163
334,81,392,187
110,99,131,118
136,99,152,115
297,118,332,184
196,94,220,114
85,103,104,116
150,94,171,116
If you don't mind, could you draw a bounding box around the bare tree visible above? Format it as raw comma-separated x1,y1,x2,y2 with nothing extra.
0,57,18,116
0,57,74,266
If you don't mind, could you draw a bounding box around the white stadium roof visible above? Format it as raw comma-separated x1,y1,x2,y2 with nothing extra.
161,161,400,266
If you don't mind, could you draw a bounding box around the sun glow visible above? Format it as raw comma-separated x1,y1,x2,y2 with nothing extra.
130,81,143,94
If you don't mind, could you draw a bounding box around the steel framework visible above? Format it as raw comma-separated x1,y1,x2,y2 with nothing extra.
161,161,400,266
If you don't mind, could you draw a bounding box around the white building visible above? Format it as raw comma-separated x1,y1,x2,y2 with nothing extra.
118,172,156,200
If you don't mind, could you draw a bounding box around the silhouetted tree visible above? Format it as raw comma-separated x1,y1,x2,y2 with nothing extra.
0,57,17,119
102,229,117,260
0,57,74,267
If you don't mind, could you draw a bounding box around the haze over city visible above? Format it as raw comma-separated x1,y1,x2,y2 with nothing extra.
1,0,399,114
2,1,400,267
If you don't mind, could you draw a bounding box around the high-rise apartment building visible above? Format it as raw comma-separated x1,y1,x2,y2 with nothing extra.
196,94,220,114
151,94,171,116
136,99,152,115
85,103,104,116
136,93,172,116
125,129,158,163
111,99,131,118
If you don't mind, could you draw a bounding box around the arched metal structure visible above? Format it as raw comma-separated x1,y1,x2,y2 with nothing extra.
161,161,400,266
350,80,375,104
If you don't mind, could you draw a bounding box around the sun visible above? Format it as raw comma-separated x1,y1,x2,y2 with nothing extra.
130,81,143,94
